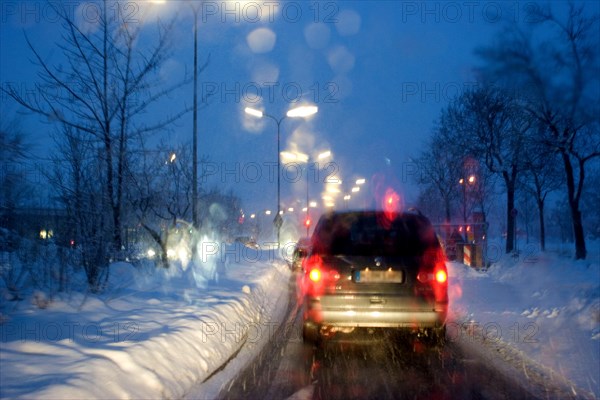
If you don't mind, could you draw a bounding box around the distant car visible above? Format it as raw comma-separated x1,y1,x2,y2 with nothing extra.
235,236,259,249
299,210,448,345
290,237,311,270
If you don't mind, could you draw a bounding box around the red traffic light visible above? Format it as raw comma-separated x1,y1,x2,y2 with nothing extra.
304,218,311,227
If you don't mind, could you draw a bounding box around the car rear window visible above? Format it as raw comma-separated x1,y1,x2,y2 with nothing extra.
312,212,438,257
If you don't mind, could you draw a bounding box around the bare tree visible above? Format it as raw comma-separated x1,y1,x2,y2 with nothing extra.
518,132,563,251
49,126,111,292
127,143,195,269
414,131,462,224
580,166,600,241
439,87,531,253
476,2,600,259
2,1,190,255
0,115,31,233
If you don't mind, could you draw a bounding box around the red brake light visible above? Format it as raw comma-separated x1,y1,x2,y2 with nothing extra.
418,248,448,285
304,255,339,284
435,269,447,283
309,268,321,282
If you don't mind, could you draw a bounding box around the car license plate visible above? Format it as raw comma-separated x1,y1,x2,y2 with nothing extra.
354,269,403,283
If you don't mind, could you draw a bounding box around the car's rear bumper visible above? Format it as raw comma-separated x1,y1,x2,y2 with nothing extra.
304,297,447,329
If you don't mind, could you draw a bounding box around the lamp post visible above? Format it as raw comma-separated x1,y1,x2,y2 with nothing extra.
459,175,476,223
192,4,199,229
245,105,318,247
152,1,200,229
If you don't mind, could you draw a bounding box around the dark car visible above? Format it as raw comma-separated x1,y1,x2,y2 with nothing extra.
299,210,448,345
290,237,311,270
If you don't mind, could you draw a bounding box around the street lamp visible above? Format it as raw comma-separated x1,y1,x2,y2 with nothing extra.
153,1,201,229
245,105,318,247
191,4,200,229
459,175,476,223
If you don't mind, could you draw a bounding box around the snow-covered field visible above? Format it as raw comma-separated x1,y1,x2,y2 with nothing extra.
1,242,599,399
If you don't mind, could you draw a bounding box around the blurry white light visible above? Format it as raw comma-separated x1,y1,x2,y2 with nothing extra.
245,107,264,118
286,105,318,118
288,207,294,212
356,178,366,185
322,195,333,201
343,195,351,200
296,153,309,163
327,187,340,193
265,210,272,215
325,202,335,207
178,248,189,262
279,210,283,215
281,151,296,161
281,151,308,163
351,187,360,193
326,176,341,184
302,207,308,212
309,201,317,208
250,214,256,219
167,249,176,259
169,153,176,163
318,150,331,160
147,248,156,258
246,27,276,54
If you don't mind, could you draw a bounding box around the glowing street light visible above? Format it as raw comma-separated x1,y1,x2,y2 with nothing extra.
459,174,477,223
318,150,331,160
244,107,264,118
245,105,319,247
286,105,318,118
342,194,351,209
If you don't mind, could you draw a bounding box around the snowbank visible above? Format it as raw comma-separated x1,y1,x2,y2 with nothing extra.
449,250,600,397
0,246,291,399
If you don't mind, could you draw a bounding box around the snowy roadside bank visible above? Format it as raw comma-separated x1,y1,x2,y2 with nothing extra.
0,248,291,399
448,250,600,398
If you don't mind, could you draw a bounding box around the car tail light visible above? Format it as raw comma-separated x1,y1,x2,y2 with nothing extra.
418,267,447,283
308,268,340,283
303,254,340,294
418,248,447,281
309,268,322,282
416,247,448,302
435,269,447,283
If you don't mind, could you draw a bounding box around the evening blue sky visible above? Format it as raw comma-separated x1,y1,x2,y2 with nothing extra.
1,1,590,216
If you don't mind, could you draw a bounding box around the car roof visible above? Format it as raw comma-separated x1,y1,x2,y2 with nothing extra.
314,209,431,227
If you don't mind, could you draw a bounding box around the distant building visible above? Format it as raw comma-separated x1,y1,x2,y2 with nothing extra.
0,207,74,247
